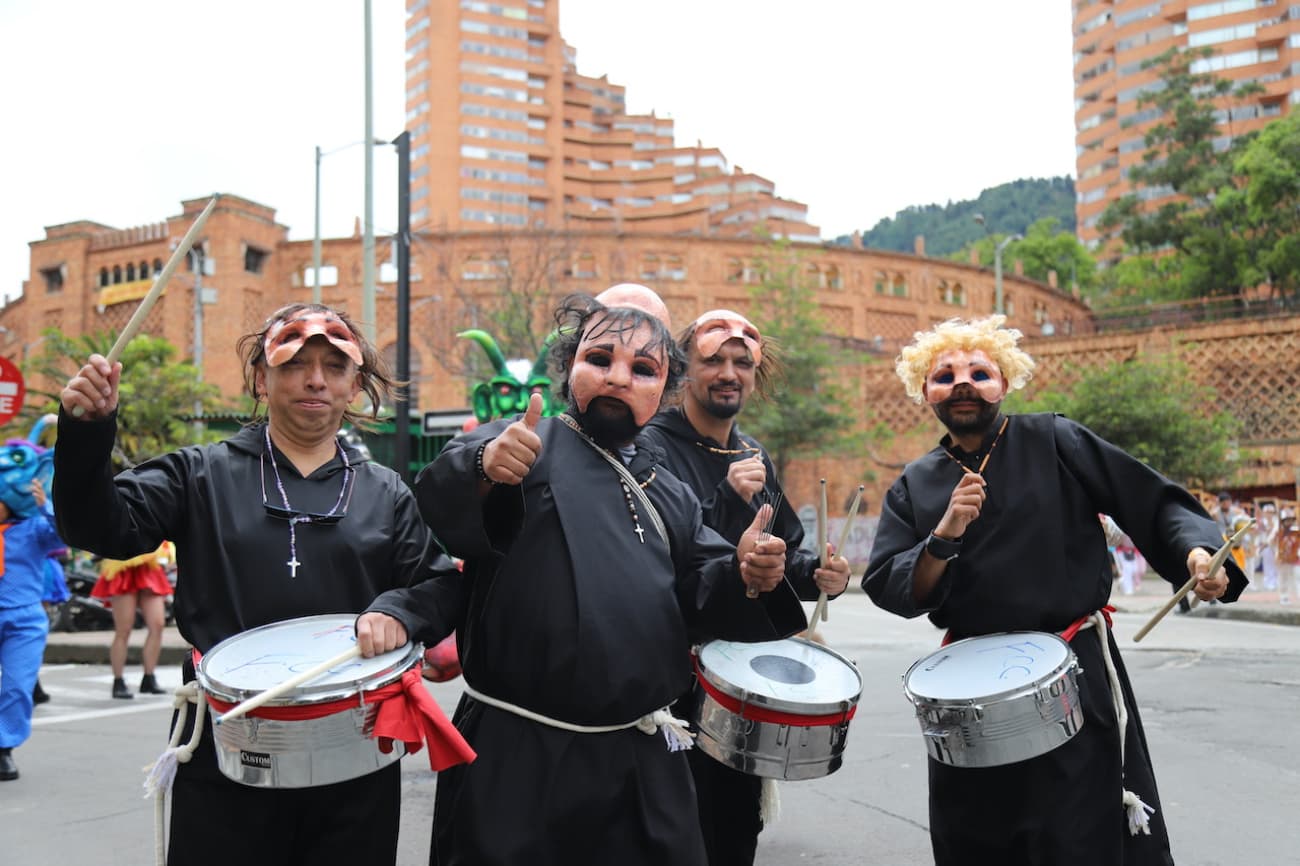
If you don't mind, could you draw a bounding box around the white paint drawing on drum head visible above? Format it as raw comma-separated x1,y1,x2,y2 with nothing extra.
906,632,1071,702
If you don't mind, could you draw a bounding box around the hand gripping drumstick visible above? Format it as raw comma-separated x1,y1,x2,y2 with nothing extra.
746,491,783,599
212,644,363,726
71,194,221,416
1133,519,1252,643
810,484,864,628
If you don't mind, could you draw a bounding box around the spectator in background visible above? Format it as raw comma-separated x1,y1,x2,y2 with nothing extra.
1276,509,1299,605
91,541,174,699
0,478,66,781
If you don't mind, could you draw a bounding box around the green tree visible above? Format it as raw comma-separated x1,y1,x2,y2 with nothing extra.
1011,355,1238,488
1234,111,1300,309
956,217,1098,295
740,239,868,479
855,177,1075,257
1098,47,1263,300
13,329,225,468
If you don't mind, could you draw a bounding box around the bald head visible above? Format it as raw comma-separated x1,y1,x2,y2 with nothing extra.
595,283,671,330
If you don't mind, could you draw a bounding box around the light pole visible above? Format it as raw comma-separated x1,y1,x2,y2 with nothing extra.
994,233,1022,316
189,248,206,435
313,139,388,306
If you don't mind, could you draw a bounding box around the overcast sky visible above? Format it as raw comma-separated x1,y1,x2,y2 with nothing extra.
0,0,1076,301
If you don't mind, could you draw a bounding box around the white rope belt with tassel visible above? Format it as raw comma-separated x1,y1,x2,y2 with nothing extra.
141,681,208,866
1073,612,1156,836
462,682,694,752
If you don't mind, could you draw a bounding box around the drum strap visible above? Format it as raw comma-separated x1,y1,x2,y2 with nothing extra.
461,681,694,751
1068,609,1156,837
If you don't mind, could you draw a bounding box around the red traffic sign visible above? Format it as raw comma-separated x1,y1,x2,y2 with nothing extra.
0,356,26,427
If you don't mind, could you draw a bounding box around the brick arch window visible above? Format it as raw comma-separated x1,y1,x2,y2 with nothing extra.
112,265,122,284
153,259,164,275
951,282,966,306
726,258,744,283
639,253,660,281
100,268,110,288
891,273,908,297
806,262,822,289
826,264,843,290
126,262,136,281
139,261,149,280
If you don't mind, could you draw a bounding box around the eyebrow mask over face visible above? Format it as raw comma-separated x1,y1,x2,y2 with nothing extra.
923,349,1007,405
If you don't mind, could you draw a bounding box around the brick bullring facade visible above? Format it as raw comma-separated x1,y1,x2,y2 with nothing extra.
8,194,1294,514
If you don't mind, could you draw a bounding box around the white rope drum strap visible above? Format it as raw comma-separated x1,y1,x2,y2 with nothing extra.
1076,613,1156,835
461,682,694,752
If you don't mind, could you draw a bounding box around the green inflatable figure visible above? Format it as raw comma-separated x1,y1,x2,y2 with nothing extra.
460,329,559,423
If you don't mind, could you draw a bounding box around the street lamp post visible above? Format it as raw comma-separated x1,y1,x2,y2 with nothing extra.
190,248,205,435
313,139,388,307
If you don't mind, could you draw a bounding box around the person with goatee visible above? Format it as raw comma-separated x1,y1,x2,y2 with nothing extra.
642,309,850,866
864,315,1247,866
357,291,807,866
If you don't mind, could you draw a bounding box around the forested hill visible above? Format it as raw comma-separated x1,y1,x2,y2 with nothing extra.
849,177,1076,257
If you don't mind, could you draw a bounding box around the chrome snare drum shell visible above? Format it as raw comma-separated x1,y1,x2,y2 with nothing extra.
902,631,1084,768
694,637,862,781
197,614,423,788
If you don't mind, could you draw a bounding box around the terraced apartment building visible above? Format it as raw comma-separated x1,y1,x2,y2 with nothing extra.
1073,0,1300,246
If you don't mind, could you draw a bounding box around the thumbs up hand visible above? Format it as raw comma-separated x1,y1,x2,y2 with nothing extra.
737,503,787,596
481,392,544,485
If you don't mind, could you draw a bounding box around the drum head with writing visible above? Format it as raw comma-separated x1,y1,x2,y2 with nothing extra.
904,631,1071,702
698,637,861,715
198,614,419,705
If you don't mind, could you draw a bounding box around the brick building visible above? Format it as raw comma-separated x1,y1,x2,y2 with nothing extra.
4,195,1090,420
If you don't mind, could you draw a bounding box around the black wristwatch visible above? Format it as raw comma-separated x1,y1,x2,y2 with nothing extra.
925,532,962,562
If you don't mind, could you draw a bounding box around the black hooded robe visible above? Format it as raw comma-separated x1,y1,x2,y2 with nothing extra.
864,413,1247,866
366,415,807,866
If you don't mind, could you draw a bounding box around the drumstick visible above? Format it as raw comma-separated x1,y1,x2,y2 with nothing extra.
818,479,829,570
746,491,783,599
809,489,861,628
212,643,362,725
72,194,221,416
1133,520,1252,643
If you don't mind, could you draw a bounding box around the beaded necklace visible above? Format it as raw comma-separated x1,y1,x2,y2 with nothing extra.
942,416,1010,479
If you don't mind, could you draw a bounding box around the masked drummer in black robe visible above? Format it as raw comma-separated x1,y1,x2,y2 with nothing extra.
357,291,807,865
55,304,460,866
863,315,1247,866
641,307,850,866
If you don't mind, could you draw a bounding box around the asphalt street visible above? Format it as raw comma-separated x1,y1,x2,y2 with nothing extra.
6,592,1300,865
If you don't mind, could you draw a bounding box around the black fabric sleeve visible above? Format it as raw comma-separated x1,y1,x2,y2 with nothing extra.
53,407,185,559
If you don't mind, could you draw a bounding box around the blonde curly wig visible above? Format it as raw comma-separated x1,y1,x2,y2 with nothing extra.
895,315,1036,404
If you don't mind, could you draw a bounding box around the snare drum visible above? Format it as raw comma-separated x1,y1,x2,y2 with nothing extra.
694,637,861,780
902,631,1084,768
197,614,422,788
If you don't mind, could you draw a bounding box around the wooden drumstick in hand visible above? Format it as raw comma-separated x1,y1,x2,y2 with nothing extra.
72,194,220,416
1133,520,1250,642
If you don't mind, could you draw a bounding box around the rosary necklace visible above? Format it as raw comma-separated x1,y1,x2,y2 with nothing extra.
942,416,1010,479
262,425,353,578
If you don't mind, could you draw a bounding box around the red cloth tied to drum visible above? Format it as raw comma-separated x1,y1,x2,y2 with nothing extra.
203,666,476,771
692,656,857,727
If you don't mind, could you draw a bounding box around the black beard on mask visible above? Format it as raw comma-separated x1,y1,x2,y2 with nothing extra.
570,396,643,449
931,385,1001,437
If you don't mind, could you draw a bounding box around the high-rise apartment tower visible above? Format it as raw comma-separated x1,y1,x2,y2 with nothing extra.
1072,0,1300,247
404,0,820,241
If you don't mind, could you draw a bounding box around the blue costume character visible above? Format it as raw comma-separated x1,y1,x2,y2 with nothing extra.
0,434,63,781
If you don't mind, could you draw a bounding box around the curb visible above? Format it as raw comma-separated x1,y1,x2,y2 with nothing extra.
44,642,193,667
